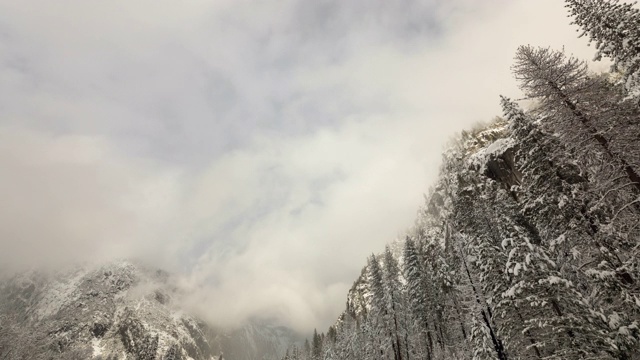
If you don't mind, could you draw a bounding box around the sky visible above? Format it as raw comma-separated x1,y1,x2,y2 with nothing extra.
0,0,604,332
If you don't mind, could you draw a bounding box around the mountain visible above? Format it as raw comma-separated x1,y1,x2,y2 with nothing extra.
289,97,640,359
0,261,298,360
282,4,640,357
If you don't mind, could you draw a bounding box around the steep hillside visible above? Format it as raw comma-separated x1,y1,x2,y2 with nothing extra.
0,261,297,360
288,91,640,359
283,2,640,357
0,261,216,359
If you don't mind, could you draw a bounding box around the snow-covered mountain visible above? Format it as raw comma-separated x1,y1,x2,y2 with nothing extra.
0,261,298,360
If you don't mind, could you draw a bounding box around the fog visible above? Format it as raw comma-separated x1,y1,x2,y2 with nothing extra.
0,0,602,332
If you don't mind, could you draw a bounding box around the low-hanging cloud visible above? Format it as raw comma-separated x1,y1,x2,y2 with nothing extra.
0,0,603,332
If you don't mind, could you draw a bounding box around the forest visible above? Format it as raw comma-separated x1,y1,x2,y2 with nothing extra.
284,1,640,359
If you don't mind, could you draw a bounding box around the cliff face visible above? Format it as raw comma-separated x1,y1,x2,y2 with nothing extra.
0,261,214,359
0,262,297,360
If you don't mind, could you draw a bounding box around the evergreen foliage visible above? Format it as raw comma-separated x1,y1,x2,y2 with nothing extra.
566,0,640,89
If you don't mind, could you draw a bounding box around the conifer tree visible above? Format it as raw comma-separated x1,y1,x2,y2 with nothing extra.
452,196,508,360
312,329,323,360
510,47,640,355
368,254,394,359
513,45,640,192
498,96,636,359
566,0,640,88
303,339,311,358
382,246,409,360
403,237,434,360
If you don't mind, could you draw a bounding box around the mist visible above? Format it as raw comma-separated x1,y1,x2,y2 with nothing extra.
0,0,602,332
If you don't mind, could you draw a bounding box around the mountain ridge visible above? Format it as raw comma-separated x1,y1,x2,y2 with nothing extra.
0,260,299,360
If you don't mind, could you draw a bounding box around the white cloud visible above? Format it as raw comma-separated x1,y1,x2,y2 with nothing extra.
0,128,177,267
0,0,604,332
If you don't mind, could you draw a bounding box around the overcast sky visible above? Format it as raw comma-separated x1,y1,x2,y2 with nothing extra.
0,0,603,332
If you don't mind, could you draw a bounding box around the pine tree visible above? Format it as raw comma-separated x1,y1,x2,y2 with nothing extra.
382,246,409,360
495,96,633,358
292,345,300,360
311,329,322,360
303,339,311,358
566,0,640,89
403,237,434,360
453,214,509,360
511,47,640,355
368,254,393,359
513,45,640,193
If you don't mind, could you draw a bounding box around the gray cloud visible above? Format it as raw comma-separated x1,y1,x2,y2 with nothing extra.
0,0,602,332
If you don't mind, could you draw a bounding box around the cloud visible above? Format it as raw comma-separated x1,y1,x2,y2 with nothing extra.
0,127,181,269
0,0,603,332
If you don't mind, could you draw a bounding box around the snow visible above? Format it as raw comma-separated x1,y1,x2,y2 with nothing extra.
485,137,515,156
92,338,104,358
468,137,516,174
35,268,87,320
618,326,631,336
608,313,621,329
503,286,516,298
570,248,580,260
557,195,567,208
546,276,562,285
502,281,524,298
513,263,522,276
1,261,296,360
585,268,616,280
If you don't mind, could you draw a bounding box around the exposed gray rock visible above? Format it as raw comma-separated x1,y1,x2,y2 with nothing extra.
0,262,298,360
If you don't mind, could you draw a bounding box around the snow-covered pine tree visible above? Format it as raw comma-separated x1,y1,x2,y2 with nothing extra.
511,47,640,355
382,246,410,360
484,96,635,359
368,254,394,359
513,45,640,193
430,236,474,359
303,338,311,359
312,329,322,360
451,196,509,360
361,314,379,359
403,237,434,360
565,0,640,89
458,236,507,360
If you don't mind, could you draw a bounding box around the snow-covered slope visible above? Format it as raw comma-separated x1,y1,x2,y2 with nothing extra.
0,261,297,360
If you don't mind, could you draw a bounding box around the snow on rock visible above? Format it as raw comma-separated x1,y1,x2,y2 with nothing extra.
35,267,87,320
468,136,521,187
0,261,297,360
91,338,104,357
0,261,217,359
